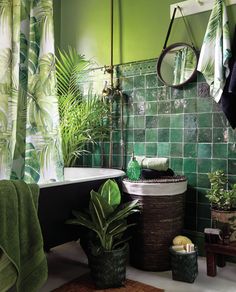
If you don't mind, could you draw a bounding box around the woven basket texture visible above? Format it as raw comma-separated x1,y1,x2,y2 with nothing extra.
169,248,198,283
127,192,185,271
88,244,128,289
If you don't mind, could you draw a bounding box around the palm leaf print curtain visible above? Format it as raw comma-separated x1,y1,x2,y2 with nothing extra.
0,0,64,183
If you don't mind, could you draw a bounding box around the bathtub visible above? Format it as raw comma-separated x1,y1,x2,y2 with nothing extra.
38,167,125,251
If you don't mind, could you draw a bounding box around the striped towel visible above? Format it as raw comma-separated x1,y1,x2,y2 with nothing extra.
197,0,231,102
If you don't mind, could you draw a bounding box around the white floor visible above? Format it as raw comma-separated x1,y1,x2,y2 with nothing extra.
40,241,236,292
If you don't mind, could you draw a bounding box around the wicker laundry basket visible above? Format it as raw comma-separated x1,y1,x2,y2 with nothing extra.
122,176,187,271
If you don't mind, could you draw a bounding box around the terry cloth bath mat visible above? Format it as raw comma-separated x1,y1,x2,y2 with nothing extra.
52,273,164,292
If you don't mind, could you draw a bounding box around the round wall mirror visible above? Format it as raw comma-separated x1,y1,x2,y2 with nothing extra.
157,43,198,88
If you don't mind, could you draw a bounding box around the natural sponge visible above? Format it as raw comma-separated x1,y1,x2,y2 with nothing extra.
173,235,192,246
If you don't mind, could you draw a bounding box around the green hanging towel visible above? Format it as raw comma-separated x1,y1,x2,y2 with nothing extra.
0,180,47,292
197,0,231,102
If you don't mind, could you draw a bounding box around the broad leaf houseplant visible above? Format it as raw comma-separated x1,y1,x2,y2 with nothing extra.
66,179,140,289
207,170,236,242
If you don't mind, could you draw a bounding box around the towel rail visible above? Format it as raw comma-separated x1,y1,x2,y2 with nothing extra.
170,0,236,18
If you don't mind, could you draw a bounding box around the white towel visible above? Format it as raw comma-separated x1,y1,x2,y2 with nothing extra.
197,0,231,103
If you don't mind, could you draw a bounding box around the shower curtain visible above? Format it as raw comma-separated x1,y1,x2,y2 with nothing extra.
0,0,64,183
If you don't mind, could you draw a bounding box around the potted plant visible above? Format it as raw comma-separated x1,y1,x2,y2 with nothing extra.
66,179,140,289
207,170,236,242
56,47,110,166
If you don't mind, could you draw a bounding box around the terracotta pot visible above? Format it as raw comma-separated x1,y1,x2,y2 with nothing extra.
211,209,236,242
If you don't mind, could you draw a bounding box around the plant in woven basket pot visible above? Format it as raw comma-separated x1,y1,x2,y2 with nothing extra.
66,179,140,289
207,170,236,242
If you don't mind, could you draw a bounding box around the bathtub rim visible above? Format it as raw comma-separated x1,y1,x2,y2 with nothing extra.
39,167,125,189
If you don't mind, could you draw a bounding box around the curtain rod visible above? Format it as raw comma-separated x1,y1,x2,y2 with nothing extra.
170,0,236,19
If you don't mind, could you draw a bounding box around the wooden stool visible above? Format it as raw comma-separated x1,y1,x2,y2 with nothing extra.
205,242,236,276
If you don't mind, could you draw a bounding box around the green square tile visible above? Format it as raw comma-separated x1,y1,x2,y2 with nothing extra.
184,98,197,113
184,114,197,128
213,113,227,127
213,143,228,158
184,83,197,98
113,131,121,143
198,128,212,143
146,74,158,88
171,99,184,114
124,115,134,129
146,116,158,128
229,175,236,185
197,98,213,112
157,86,169,100
213,128,227,143
228,159,236,175
184,143,197,157
158,101,171,114
145,128,157,142
197,188,209,204
170,143,183,157
125,142,134,154
133,89,145,102
145,102,157,115
158,115,170,128
134,75,145,89
93,153,102,167
112,155,121,168
170,129,183,142
197,173,210,188
133,102,145,115
170,114,184,128
198,143,211,158
184,158,197,173
228,128,236,142
124,130,134,142
228,143,236,159
197,218,211,232
134,142,145,155
171,88,183,99
83,154,92,166
211,159,227,173
197,113,213,128
133,116,145,129
146,143,157,156
185,173,197,187
122,77,133,91
158,129,169,142
198,159,211,173
157,143,170,156
123,101,134,116
171,158,183,172
146,88,157,101
184,129,197,142
134,129,145,142
113,143,120,154
197,203,211,219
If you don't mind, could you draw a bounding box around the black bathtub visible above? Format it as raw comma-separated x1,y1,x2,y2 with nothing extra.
38,167,125,251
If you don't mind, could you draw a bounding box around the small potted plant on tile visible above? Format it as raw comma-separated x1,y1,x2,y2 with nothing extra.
66,179,140,289
207,170,236,242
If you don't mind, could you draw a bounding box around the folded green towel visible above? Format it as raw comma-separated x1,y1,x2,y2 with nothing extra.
0,180,47,292
136,156,169,171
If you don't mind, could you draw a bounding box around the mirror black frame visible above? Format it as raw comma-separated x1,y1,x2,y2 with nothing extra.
157,42,198,88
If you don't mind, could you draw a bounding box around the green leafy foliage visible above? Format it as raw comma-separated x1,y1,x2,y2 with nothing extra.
56,47,110,166
207,170,236,211
66,179,140,252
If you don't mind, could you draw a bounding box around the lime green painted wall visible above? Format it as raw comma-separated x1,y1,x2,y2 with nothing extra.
53,0,61,53
59,0,236,66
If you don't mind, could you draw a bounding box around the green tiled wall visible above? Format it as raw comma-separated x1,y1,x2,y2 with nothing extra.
79,58,236,236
